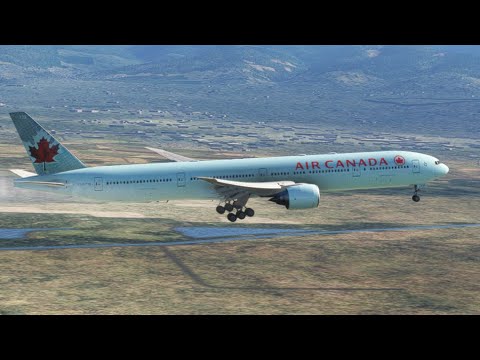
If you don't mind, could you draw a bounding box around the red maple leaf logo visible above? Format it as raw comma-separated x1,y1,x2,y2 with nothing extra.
29,137,59,163
394,155,405,165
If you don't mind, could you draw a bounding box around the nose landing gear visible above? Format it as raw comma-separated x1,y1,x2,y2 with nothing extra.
412,185,420,202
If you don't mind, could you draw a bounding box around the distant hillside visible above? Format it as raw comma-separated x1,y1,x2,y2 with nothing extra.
1,45,480,137
0,45,140,80
89,45,480,93
2,45,480,87
97,45,306,84
0,45,61,68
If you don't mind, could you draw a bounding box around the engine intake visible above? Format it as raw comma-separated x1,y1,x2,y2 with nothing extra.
269,184,320,210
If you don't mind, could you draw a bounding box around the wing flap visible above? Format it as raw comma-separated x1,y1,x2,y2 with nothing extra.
198,177,294,189
197,177,295,197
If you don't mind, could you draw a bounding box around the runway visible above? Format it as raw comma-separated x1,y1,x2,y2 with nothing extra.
175,223,480,239
0,223,479,251
0,228,72,239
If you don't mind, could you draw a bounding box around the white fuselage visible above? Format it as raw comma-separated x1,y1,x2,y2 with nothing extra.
14,150,449,202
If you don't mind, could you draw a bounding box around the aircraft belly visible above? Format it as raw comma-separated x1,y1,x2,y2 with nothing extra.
312,171,414,192
73,181,219,202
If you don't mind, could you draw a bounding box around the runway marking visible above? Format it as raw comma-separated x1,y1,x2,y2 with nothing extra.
0,223,478,252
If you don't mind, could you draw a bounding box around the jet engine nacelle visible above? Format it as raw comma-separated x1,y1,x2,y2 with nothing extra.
269,184,320,210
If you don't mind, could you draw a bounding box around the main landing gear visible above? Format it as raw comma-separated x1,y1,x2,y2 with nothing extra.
412,185,420,202
216,202,255,222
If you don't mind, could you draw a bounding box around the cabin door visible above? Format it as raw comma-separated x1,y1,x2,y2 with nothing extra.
258,168,268,178
412,160,420,173
352,167,361,177
177,172,186,187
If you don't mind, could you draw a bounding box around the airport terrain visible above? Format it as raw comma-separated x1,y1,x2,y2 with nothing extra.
0,45,478,314
0,133,478,314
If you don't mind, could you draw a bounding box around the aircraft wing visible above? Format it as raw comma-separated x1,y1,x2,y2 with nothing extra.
198,177,295,197
145,147,196,162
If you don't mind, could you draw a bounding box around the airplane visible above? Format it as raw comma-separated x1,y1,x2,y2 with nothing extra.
8,112,449,222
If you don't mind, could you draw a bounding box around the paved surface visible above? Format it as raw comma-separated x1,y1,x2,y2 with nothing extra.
0,228,72,239
0,223,479,251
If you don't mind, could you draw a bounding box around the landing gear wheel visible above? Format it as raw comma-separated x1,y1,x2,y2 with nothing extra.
225,203,234,212
412,185,421,202
216,205,226,214
237,211,246,220
245,208,255,217
227,213,237,222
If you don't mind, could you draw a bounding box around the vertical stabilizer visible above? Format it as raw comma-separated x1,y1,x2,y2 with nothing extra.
10,112,86,175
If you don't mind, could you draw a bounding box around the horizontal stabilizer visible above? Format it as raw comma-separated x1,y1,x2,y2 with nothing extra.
145,147,196,162
9,169,37,178
15,180,65,187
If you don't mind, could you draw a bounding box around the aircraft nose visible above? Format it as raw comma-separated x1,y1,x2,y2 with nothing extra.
443,164,449,175
436,163,449,176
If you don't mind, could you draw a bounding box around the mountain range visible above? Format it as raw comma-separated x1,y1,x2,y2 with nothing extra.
1,45,479,137
2,45,480,85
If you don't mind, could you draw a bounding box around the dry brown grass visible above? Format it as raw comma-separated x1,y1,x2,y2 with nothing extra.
0,226,478,314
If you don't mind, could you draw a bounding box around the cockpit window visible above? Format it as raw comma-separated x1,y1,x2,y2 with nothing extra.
435,160,440,165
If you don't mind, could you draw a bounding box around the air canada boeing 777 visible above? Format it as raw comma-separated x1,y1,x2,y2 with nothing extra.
9,112,449,222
